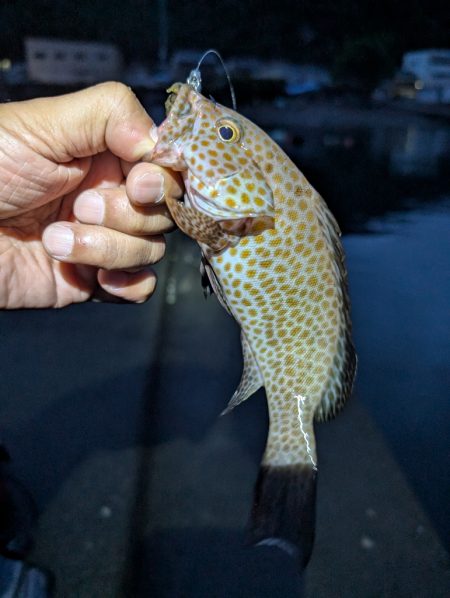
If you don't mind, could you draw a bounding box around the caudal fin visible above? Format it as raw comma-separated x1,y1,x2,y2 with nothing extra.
246,464,317,569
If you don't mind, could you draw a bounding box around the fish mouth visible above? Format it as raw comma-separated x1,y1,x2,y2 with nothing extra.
151,138,188,170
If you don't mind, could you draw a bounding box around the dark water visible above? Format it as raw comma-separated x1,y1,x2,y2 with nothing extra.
276,120,450,232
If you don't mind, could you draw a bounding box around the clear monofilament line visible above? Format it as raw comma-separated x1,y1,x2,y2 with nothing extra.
186,48,237,111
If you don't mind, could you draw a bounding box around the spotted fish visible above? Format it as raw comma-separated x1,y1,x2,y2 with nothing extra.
149,82,356,567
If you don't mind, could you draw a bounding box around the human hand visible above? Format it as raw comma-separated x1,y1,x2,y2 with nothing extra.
0,82,183,309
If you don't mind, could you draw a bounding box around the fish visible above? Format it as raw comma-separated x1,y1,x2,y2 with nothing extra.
149,80,357,568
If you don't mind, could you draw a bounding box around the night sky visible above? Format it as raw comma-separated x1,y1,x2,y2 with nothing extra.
1,0,449,83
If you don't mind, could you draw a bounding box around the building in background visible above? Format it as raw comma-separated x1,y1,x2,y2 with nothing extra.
25,38,123,85
401,49,450,103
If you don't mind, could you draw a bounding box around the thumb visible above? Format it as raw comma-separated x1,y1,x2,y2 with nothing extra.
5,82,156,164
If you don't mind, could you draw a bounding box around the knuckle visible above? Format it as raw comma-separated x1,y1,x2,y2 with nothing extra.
104,233,122,269
102,233,166,270
133,213,172,236
132,214,152,236
95,82,137,121
110,82,137,111
101,81,132,101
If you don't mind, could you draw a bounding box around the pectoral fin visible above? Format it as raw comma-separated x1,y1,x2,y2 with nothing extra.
222,331,263,415
201,254,233,315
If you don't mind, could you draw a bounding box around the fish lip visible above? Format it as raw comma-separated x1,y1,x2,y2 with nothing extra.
151,149,187,171
150,136,188,170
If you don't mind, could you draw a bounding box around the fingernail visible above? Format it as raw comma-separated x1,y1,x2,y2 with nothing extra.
150,124,159,143
43,224,74,258
133,172,164,204
74,190,105,224
101,271,129,291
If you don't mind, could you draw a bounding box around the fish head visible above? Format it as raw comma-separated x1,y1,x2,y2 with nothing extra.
151,83,275,242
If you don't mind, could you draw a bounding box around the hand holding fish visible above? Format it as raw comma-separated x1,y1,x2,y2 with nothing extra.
0,82,182,308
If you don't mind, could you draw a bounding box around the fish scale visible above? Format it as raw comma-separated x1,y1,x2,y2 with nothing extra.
149,82,356,568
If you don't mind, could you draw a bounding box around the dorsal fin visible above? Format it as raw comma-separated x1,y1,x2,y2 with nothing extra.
313,192,357,422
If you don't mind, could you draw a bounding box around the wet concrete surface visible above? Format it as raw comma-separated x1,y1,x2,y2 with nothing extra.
0,205,450,596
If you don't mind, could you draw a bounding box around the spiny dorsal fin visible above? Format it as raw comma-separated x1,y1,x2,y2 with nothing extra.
313,192,357,422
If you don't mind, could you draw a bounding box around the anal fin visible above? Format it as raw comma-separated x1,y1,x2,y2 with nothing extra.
247,464,317,570
221,331,263,415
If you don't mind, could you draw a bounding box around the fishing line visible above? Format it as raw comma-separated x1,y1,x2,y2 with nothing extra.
187,49,237,111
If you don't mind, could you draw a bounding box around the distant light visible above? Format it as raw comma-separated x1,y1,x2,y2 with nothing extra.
414,80,424,90
0,58,11,70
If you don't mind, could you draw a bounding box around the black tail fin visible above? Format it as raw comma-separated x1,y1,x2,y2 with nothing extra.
246,464,317,569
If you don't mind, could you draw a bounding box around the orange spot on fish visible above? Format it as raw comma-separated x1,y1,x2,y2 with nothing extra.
315,239,325,251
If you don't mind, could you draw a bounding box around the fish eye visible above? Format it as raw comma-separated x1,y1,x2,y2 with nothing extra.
216,119,241,143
